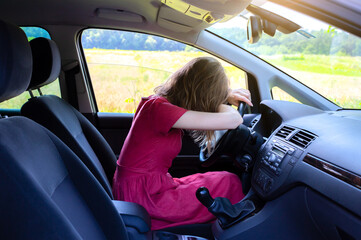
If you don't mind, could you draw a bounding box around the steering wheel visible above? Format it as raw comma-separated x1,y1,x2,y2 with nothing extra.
199,102,249,167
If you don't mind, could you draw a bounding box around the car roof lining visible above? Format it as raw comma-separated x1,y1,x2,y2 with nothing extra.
269,0,361,37
1,0,360,37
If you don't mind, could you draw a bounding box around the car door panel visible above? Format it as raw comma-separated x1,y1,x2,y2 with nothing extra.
95,112,202,177
94,112,258,177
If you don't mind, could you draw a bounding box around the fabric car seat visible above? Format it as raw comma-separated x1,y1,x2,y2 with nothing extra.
0,20,212,240
21,37,116,198
19,35,213,240
0,19,129,240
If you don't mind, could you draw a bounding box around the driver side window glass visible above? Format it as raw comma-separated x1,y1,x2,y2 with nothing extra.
81,29,246,113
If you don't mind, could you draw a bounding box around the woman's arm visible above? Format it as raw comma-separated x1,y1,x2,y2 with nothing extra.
172,104,242,130
172,88,252,131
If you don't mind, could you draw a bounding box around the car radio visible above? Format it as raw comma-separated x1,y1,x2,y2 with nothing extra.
254,138,304,195
261,139,302,175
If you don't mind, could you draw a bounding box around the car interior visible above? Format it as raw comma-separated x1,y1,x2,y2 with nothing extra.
0,0,361,239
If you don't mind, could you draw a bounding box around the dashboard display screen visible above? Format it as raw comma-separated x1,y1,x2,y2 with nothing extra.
272,147,285,158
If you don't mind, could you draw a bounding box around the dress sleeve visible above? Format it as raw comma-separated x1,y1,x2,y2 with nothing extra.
151,98,187,134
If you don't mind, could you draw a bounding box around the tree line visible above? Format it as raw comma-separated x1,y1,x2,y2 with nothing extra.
23,27,361,56
81,28,361,56
214,27,361,56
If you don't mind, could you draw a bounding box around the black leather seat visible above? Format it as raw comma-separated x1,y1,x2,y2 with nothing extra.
0,19,129,240
21,37,116,198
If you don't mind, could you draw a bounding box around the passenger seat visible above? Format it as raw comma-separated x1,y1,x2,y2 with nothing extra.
21,37,116,198
21,37,213,240
0,18,129,240
2,20,209,240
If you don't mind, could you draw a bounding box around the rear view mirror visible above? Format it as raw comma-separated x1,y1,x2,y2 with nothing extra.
245,4,301,44
247,16,262,44
246,4,301,34
262,19,277,37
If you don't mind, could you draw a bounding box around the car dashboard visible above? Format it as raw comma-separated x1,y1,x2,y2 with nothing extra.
251,100,361,218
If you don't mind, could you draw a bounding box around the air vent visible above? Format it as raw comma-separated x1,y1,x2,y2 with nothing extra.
289,130,316,148
275,125,295,139
250,118,259,128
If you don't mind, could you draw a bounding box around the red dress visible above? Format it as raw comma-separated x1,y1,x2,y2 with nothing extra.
112,95,244,230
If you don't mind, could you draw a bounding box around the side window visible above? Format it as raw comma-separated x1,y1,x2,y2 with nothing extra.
0,27,61,110
81,29,246,113
271,87,300,103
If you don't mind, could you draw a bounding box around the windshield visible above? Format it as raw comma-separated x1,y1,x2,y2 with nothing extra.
208,2,361,109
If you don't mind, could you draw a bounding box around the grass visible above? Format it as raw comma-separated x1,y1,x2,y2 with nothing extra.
265,54,361,109
1,50,360,111
86,50,360,112
264,54,361,77
0,80,61,110
85,50,246,113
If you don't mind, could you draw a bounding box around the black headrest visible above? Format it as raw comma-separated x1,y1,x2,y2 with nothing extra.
27,37,61,90
0,19,32,102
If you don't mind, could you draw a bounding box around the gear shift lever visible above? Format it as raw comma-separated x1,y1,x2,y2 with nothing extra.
196,187,256,228
196,187,214,208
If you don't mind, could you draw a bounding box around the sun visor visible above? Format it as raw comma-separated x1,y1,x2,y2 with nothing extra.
158,0,251,32
158,6,208,32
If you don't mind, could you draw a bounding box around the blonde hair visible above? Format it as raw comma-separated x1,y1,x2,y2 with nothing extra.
154,56,229,149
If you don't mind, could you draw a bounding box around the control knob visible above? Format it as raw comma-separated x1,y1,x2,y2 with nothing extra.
262,178,273,193
268,153,277,163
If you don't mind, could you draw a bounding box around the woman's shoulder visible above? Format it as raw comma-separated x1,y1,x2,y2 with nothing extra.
147,95,168,102
141,95,169,108
141,95,187,134
136,95,167,113
141,95,186,115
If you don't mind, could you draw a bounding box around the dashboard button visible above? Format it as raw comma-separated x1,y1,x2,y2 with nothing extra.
269,154,277,163
288,148,295,155
289,158,297,165
294,149,303,158
262,178,273,193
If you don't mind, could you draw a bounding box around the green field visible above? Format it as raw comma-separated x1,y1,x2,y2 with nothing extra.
0,49,360,111
85,50,247,113
86,50,361,112
264,54,361,77
263,54,361,108
0,81,61,110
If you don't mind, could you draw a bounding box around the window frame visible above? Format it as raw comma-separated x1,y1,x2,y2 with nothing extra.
78,27,249,114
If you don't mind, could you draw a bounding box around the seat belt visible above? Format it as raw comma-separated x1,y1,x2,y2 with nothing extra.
60,61,81,109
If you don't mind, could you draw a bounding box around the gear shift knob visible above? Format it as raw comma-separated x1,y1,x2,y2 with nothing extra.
196,187,256,229
196,187,214,208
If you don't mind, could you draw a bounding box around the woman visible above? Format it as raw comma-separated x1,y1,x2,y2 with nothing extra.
113,57,253,230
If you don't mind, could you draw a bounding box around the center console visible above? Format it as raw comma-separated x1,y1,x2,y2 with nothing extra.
252,136,304,198
112,200,209,240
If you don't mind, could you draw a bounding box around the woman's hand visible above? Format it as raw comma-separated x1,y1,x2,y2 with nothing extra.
227,88,253,107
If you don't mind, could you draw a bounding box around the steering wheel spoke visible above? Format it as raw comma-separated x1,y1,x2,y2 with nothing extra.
199,102,250,167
